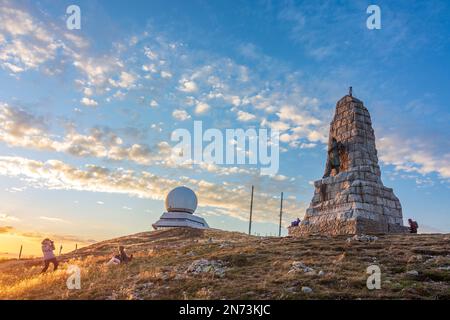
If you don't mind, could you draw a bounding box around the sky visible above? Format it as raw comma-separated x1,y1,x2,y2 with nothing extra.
0,0,449,257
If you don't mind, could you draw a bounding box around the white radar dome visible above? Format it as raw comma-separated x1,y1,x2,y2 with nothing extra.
165,186,198,214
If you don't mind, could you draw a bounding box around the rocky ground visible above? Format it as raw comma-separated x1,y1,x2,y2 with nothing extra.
0,228,449,299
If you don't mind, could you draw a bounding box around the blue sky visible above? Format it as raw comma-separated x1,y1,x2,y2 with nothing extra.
0,0,449,255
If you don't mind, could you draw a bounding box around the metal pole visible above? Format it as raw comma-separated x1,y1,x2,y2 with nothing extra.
18,245,23,260
248,185,254,235
278,192,284,237
59,245,63,256
75,243,78,251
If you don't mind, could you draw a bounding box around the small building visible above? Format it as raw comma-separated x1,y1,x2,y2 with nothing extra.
152,186,209,230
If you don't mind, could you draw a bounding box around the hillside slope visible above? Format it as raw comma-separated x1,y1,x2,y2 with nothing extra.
0,228,449,299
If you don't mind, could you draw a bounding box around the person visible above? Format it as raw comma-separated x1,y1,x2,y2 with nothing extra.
114,246,133,263
41,238,58,273
290,218,301,227
408,219,419,234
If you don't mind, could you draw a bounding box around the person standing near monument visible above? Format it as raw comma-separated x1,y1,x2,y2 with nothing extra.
41,238,59,273
408,219,419,234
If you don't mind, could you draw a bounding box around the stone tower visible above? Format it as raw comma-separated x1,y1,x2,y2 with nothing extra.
289,92,408,236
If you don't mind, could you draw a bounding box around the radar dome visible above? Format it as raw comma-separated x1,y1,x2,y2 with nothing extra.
165,186,198,214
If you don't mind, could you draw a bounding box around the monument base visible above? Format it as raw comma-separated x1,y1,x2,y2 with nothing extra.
288,217,409,237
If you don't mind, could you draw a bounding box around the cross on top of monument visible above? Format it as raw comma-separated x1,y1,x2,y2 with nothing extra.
349,86,353,97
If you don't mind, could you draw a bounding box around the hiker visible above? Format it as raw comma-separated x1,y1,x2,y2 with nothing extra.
408,219,419,234
107,246,133,266
291,218,301,227
41,238,58,273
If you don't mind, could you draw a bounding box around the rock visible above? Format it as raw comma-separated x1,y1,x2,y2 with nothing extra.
186,259,226,277
301,286,313,293
438,266,450,271
407,255,423,263
346,234,378,242
318,270,325,276
288,261,315,274
406,270,419,276
285,287,296,293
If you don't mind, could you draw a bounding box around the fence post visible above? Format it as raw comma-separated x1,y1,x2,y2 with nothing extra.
248,185,254,235
278,192,284,237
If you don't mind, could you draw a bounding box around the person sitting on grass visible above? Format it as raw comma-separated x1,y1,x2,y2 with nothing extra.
408,219,419,234
115,245,133,263
107,245,134,265
41,238,58,273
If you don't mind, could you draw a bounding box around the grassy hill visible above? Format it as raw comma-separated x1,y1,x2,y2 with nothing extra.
0,228,449,300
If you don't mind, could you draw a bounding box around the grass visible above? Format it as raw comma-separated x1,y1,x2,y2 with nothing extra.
0,228,449,300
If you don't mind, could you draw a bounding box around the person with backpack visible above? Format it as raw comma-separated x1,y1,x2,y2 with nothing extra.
41,238,59,273
290,218,301,227
408,219,419,234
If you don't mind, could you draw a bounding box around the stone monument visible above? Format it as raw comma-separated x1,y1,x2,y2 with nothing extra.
289,89,408,236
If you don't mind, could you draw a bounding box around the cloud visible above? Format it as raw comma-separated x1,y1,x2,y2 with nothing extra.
172,109,191,121
142,63,157,73
80,97,98,107
236,110,256,122
178,79,198,92
161,71,172,78
277,104,321,127
39,216,67,223
109,71,136,89
0,225,96,244
0,214,20,222
0,5,59,72
377,135,450,179
0,104,170,165
0,226,14,234
0,156,305,224
195,102,210,114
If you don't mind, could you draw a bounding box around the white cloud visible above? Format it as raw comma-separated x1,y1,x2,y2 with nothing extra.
0,104,171,165
277,104,321,127
0,6,60,73
144,47,158,60
178,79,198,92
377,136,450,179
161,71,172,78
83,87,93,97
142,63,157,73
80,97,98,107
109,71,136,89
195,102,210,114
172,109,191,121
0,156,305,223
39,216,67,223
236,110,256,122
0,213,20,222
